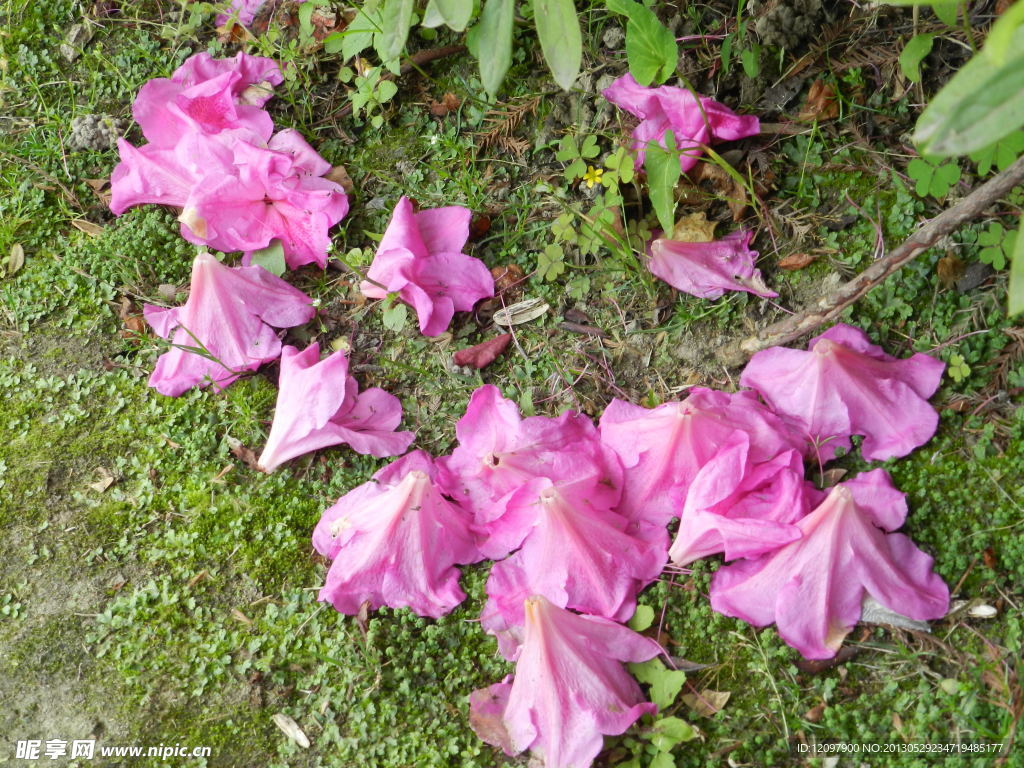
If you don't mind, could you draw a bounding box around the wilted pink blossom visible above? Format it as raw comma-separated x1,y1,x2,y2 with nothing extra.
602,73,760,171
648,230,776,299
599,388,804,530
469,595,659,768
440,385,623,529
710,469,949,659
361,197,494,336
478,479,664,653
144,251,315,396
257,343,413,472
739,324,946,461
171,51,283,101
312,450,481,619
670,445,815,566
179,137,349,269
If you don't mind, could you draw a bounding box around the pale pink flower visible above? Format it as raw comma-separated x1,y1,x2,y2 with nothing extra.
478,479,664,655
670,444,816,566
710,470,949,659
739,324,946,461
312,450,482,618
602,73,760,171
440,385,623,531
648,230,776,299
257,343,413,472
144,251,315,396
469,595,659,768
179,136,349,269
361,197,494,336
599,388,805,529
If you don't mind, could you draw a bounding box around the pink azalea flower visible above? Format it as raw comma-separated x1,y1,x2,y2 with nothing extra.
478,478,664,654
179,137,349,269
648,230,777,299
171,52,283,102
311,450,482,618
216,0,273,28
469,595,660,768
257,343,414,472
710,469,950,659
670,444,815,566
440,385,623,529
361,197,494,336
602,73,760,171
739,324,946,461
599,388,804,529
144,251,315,396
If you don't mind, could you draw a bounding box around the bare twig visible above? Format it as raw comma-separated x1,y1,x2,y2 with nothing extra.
717,155,1024,365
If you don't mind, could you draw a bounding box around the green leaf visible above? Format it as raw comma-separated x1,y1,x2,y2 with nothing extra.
630,658,686,711
985,0,1024,65
382,294,408,331
248,240,286,277
628,604,655,632
741,44,760,79
1008,214,1024,316
931,0,958,27
556,135,580,162
534,0,582,90
930,160,960,196
376,0,414,62
579,135,600,159
645,132,681,234
913,25,1024,156
340,9,382,61
906,157,933,197
298,1,316,36
650,717,697,752
899,33,934,82
376,79,398,103
624,7,678,86
432,0,473,31
537,244,566,281
473,0,515,98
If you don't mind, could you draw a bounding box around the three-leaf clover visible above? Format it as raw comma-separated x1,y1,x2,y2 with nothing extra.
907,156,961,199
977,221,1017,270
556,135,600,182
947,354,970,383
537,244,566,281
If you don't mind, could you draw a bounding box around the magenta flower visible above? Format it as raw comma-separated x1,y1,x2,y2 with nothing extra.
171,52,283,103
469,595,660,768
361,197,494,336
599,388,804,529
478,479,664,650
710,470,950,659
440,385,623,527
648,230,776,299
670,446,816,566
257,343,413,472
602,73,760,171
311,451,482,619
179,137,349,269
144,251,315,396
739,324,946,461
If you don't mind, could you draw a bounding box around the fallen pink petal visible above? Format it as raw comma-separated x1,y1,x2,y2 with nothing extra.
602,73,760,171
710,470,949,659
144,251,315,396
470,595,659,768
257,343,414,472
362,196,494,336
648,230,777,299
739,323,946,460
312,450,481,619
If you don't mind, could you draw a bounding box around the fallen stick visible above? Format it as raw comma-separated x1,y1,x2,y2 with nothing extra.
717,154,1024,365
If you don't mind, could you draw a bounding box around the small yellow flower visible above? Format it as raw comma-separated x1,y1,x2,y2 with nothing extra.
582,166,604,188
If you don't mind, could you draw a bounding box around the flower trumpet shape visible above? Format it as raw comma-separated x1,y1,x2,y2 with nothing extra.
602,73,760,171
739,323,946,461
144,251,315,396
710,470,950,659
312,451,482,619
469,595,660,768
648,230,777,299
361,197,494,336
257,343,414,472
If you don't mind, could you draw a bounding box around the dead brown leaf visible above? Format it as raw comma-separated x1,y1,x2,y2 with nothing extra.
671,212,717,243
429,91,461,116
186,570,209,588
231,607,253,625
7,243,25,276
691,163,749,221
453,333,512,369
88,466,115,493
227,436,261,471
83,177,112,206
936,255,966,288
355,599,372,638
778,252,819,271
682,689,731,717
324,164,354,194
797,79,840,123
71,218,104,236
804,703,826,723
491,263,526,296
118,296,146,337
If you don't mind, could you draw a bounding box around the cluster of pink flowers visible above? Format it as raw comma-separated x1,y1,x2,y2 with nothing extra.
116,53,491,467
308,323,948,767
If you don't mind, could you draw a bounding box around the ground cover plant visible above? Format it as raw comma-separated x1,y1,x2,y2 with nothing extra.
2,0,1023,766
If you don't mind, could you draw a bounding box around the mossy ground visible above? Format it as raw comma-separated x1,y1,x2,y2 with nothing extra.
1,1,1022,766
